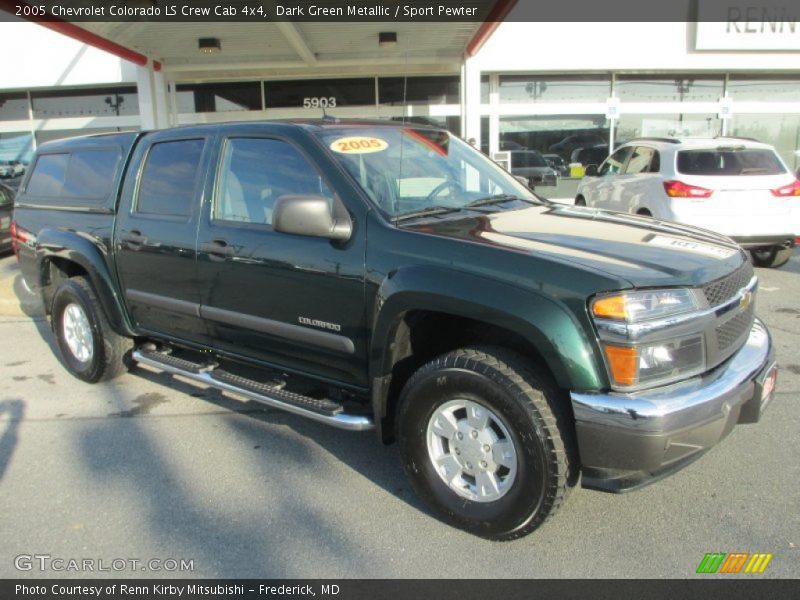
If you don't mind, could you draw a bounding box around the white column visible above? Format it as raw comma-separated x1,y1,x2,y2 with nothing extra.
136,61,170,130
463,55,482,148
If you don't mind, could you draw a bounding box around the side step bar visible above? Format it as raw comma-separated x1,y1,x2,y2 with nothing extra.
132,349,374,431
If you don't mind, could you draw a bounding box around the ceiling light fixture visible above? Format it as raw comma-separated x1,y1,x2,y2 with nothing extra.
198,38,222,54
378,32,397,48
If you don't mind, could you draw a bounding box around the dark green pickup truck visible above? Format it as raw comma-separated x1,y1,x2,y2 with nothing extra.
12,120,777,540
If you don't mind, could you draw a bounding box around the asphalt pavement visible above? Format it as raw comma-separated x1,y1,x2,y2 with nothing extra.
0,251,798,579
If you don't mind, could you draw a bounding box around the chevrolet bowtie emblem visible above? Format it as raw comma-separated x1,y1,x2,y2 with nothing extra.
739,290,753,312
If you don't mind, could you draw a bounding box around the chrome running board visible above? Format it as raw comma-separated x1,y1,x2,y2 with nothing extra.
132,349,374,431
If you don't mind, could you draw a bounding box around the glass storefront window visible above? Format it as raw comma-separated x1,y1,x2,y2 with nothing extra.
175,82,261,113
0,132,34,164
500,114,610,163
615,76,723,102
264,78,374,109
615,113,721,143
0,93,28,121
499,114,610,199
730,113,800,172
498,76,610,104
727,76,800,102
480,116,490,154
379,76,459,105
31,87,139,118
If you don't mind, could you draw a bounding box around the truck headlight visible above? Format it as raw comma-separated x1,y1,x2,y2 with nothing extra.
591,289,707,390
592,288,698,322
602,335,705,388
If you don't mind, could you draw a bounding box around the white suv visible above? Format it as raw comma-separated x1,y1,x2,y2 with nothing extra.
575,137,800,268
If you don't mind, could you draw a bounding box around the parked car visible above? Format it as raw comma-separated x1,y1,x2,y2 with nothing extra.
508,150,558,186
0,160,24,179
575,137,800,268
13,122,776,540
543,153,569,176
549,133,606,156
0,182,13,253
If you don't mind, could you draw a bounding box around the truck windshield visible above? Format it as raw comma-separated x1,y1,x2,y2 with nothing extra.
316,126,537,219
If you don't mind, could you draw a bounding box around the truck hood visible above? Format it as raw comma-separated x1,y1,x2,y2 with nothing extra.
402,203,748,288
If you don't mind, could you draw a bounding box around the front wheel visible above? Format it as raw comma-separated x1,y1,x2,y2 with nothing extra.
397,347,574,540
750,246,793,269
52,276,132,383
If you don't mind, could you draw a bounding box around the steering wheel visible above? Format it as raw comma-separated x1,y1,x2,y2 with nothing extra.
424,179,462,204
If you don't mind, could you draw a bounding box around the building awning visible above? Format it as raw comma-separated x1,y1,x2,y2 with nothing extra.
2,0,516,80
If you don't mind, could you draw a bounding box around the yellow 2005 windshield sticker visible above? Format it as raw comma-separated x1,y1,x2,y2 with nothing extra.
330,137,388,154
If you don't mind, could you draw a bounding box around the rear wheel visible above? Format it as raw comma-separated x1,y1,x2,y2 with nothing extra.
52,276,132,383
397,347,573,540
751,246,793,269
575,196,586,206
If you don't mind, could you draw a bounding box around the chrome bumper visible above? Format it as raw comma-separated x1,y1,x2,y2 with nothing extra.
570,319,776,492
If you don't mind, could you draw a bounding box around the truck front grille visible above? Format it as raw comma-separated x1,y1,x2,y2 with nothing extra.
716,302,755,356
702,262,754,308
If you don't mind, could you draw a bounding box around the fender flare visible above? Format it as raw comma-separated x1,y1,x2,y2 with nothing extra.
35,228,135,337
369,265,605,429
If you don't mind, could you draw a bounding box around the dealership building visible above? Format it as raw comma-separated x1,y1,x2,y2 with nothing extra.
1,6,799,197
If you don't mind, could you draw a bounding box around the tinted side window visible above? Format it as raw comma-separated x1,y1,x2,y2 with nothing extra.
26,154,69,197
599,146,633,176
215,138,333,226
63,149,121,198
625,146,658,175
137,139,205,217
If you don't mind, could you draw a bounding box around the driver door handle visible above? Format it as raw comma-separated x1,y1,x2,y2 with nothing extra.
200,239,235,261
120,230,146,250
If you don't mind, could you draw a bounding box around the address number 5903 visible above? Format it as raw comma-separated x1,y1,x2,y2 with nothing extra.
303,97,337,109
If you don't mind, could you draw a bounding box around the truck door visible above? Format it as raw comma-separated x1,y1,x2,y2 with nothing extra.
114,131,214,344
195,131,368,388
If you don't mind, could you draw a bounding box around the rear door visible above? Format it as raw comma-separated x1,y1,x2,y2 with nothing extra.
114,130,214,344
619,145,660,214
585,145,633,208
195,127,368,387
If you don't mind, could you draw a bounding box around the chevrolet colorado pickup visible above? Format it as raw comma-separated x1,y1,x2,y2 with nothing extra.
12,120,777,540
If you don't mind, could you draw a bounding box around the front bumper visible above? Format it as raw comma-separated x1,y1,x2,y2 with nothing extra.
570,319,776,492
730,235,795,250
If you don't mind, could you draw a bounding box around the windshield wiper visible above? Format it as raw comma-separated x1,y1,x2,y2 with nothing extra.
465,194,524,207
392,205,463,222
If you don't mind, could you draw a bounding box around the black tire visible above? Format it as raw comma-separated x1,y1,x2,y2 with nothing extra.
51,276,132,383
397,347,574,540
575,196,586,206
750,246,793,269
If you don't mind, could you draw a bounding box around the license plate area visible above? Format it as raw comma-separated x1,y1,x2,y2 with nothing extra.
739,362,778,424
759,364,778,411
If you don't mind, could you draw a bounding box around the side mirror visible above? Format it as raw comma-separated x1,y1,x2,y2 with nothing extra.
273,195,352,241
584,164,599,177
